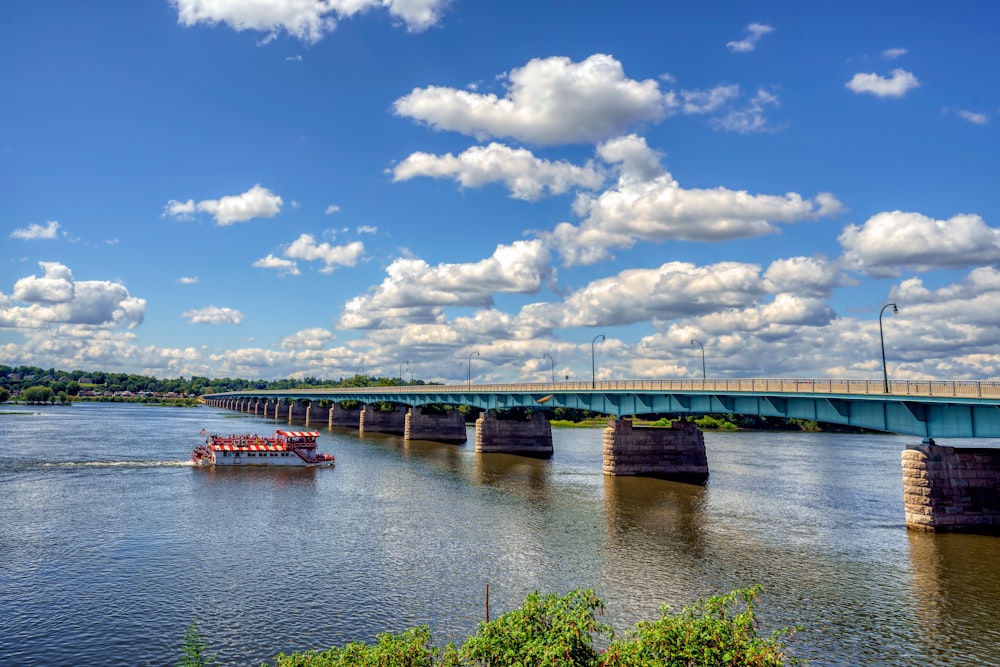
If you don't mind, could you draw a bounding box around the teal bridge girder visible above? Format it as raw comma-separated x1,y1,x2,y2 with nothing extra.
208,378,1000,441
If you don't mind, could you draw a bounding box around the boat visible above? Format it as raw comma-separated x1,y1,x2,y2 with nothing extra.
191,429,335,467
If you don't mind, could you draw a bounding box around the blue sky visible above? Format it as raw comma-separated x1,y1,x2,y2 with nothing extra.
2,0,999,384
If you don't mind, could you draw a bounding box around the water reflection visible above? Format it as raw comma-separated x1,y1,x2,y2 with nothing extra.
472,451,551,499
907,532,1000,665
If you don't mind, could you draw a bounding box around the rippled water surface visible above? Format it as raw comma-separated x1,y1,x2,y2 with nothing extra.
1,403,999,666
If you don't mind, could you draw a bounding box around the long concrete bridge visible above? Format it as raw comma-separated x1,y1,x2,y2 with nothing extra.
203,378,1000,535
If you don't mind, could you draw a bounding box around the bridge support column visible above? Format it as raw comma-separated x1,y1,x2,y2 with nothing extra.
305,403,330,427
405,407,467,444
903,442,1000,533
475,411,553,458
288,400,308,422
360,404,407,436
603,418,708,484
330,404,362,428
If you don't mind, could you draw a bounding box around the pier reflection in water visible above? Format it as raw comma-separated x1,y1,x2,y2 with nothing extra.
2,404,1000,666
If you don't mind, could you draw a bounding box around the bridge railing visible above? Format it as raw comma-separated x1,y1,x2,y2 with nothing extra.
217,379,1000,399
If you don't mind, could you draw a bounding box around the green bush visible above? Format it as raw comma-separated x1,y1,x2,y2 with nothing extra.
601,585,800,666
266,586,800,667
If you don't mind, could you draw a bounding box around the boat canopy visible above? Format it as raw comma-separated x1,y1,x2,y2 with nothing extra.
276,430,320,437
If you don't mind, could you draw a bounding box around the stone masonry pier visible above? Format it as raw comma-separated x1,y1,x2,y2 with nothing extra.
475,410,553,458
903,443,1000,533
603,418,709,484
360,403,407,436
405,407,467,443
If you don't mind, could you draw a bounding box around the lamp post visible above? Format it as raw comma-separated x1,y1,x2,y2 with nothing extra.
691,339,705,379
880,302,898,393
591,334,605,389
543,353,554,383
467,351,479,387
399,361,409,385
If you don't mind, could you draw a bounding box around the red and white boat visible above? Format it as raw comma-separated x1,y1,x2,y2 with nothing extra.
191,430,335,467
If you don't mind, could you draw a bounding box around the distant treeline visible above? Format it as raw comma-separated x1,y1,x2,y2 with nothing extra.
0,364,427,400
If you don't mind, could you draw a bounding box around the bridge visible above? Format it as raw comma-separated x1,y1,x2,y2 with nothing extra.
204,378,1000,535
206,377,1000,439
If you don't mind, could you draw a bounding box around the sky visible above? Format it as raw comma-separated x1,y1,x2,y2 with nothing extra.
2,1,1000,385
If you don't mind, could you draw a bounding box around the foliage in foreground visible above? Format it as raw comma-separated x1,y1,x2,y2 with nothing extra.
266,585,800,666
179,619,216,667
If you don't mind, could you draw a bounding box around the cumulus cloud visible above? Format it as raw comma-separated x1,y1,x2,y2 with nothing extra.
882,47,907,59
681,85,740,114
253,254,301,276
0,261,145,330
164,184,283,225
340,240,552,329
545,135,842,265
845,68,920,97
393,53,673,145
285,234,365,273
279,327,334,350
182,305,244,324
726,22,774,53
392,142,605,200
170,0,449,43
325,204,341,214
838,210,1000,277
10,221,60,240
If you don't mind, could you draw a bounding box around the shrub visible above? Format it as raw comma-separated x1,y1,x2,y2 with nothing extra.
600,585,800,666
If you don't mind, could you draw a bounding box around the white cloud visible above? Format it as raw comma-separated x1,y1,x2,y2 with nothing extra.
957,109,988,125
726,22,774,53
845,68,920,97
681,85,740,114
393,53,673,146
170,0,448,43
0,262,145,329
11,221,60,240
882,47,907,59
325,204,341,214
340,240,552,329
279,327,334,350
713,88,781,134
164,184,283,225
838,210,1000,277
182,306,244,325
545,135,842,265
253,254,301,276
285,234,365,273
392,142,605,200
356,225,377,234
177,276,199,285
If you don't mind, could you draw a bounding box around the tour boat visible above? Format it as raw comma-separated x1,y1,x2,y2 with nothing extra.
191,429,335,467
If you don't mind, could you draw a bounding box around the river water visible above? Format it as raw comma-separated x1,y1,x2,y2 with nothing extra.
1,403,998,666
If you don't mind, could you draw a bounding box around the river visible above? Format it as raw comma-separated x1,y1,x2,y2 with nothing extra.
1,402,998,666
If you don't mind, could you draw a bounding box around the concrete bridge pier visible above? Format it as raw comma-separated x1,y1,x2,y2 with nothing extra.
405,407,467,444
475,411,553,458
305,402,330,427
903,441,1000,533
360,404,407,436
289,400,309,422
330,403,362,428
602,418,709,484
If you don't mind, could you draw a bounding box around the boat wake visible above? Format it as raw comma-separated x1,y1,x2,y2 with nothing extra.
38,460,195,469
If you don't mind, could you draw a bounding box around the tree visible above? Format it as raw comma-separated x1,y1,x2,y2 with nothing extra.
0,388,10,403
21,385,53,404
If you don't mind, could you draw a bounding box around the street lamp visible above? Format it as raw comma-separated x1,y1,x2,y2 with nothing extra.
691,339,705,379
591,334,605,389
543,353,555,383
468,351,479,387
399,361,409,385
880,302,898,393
